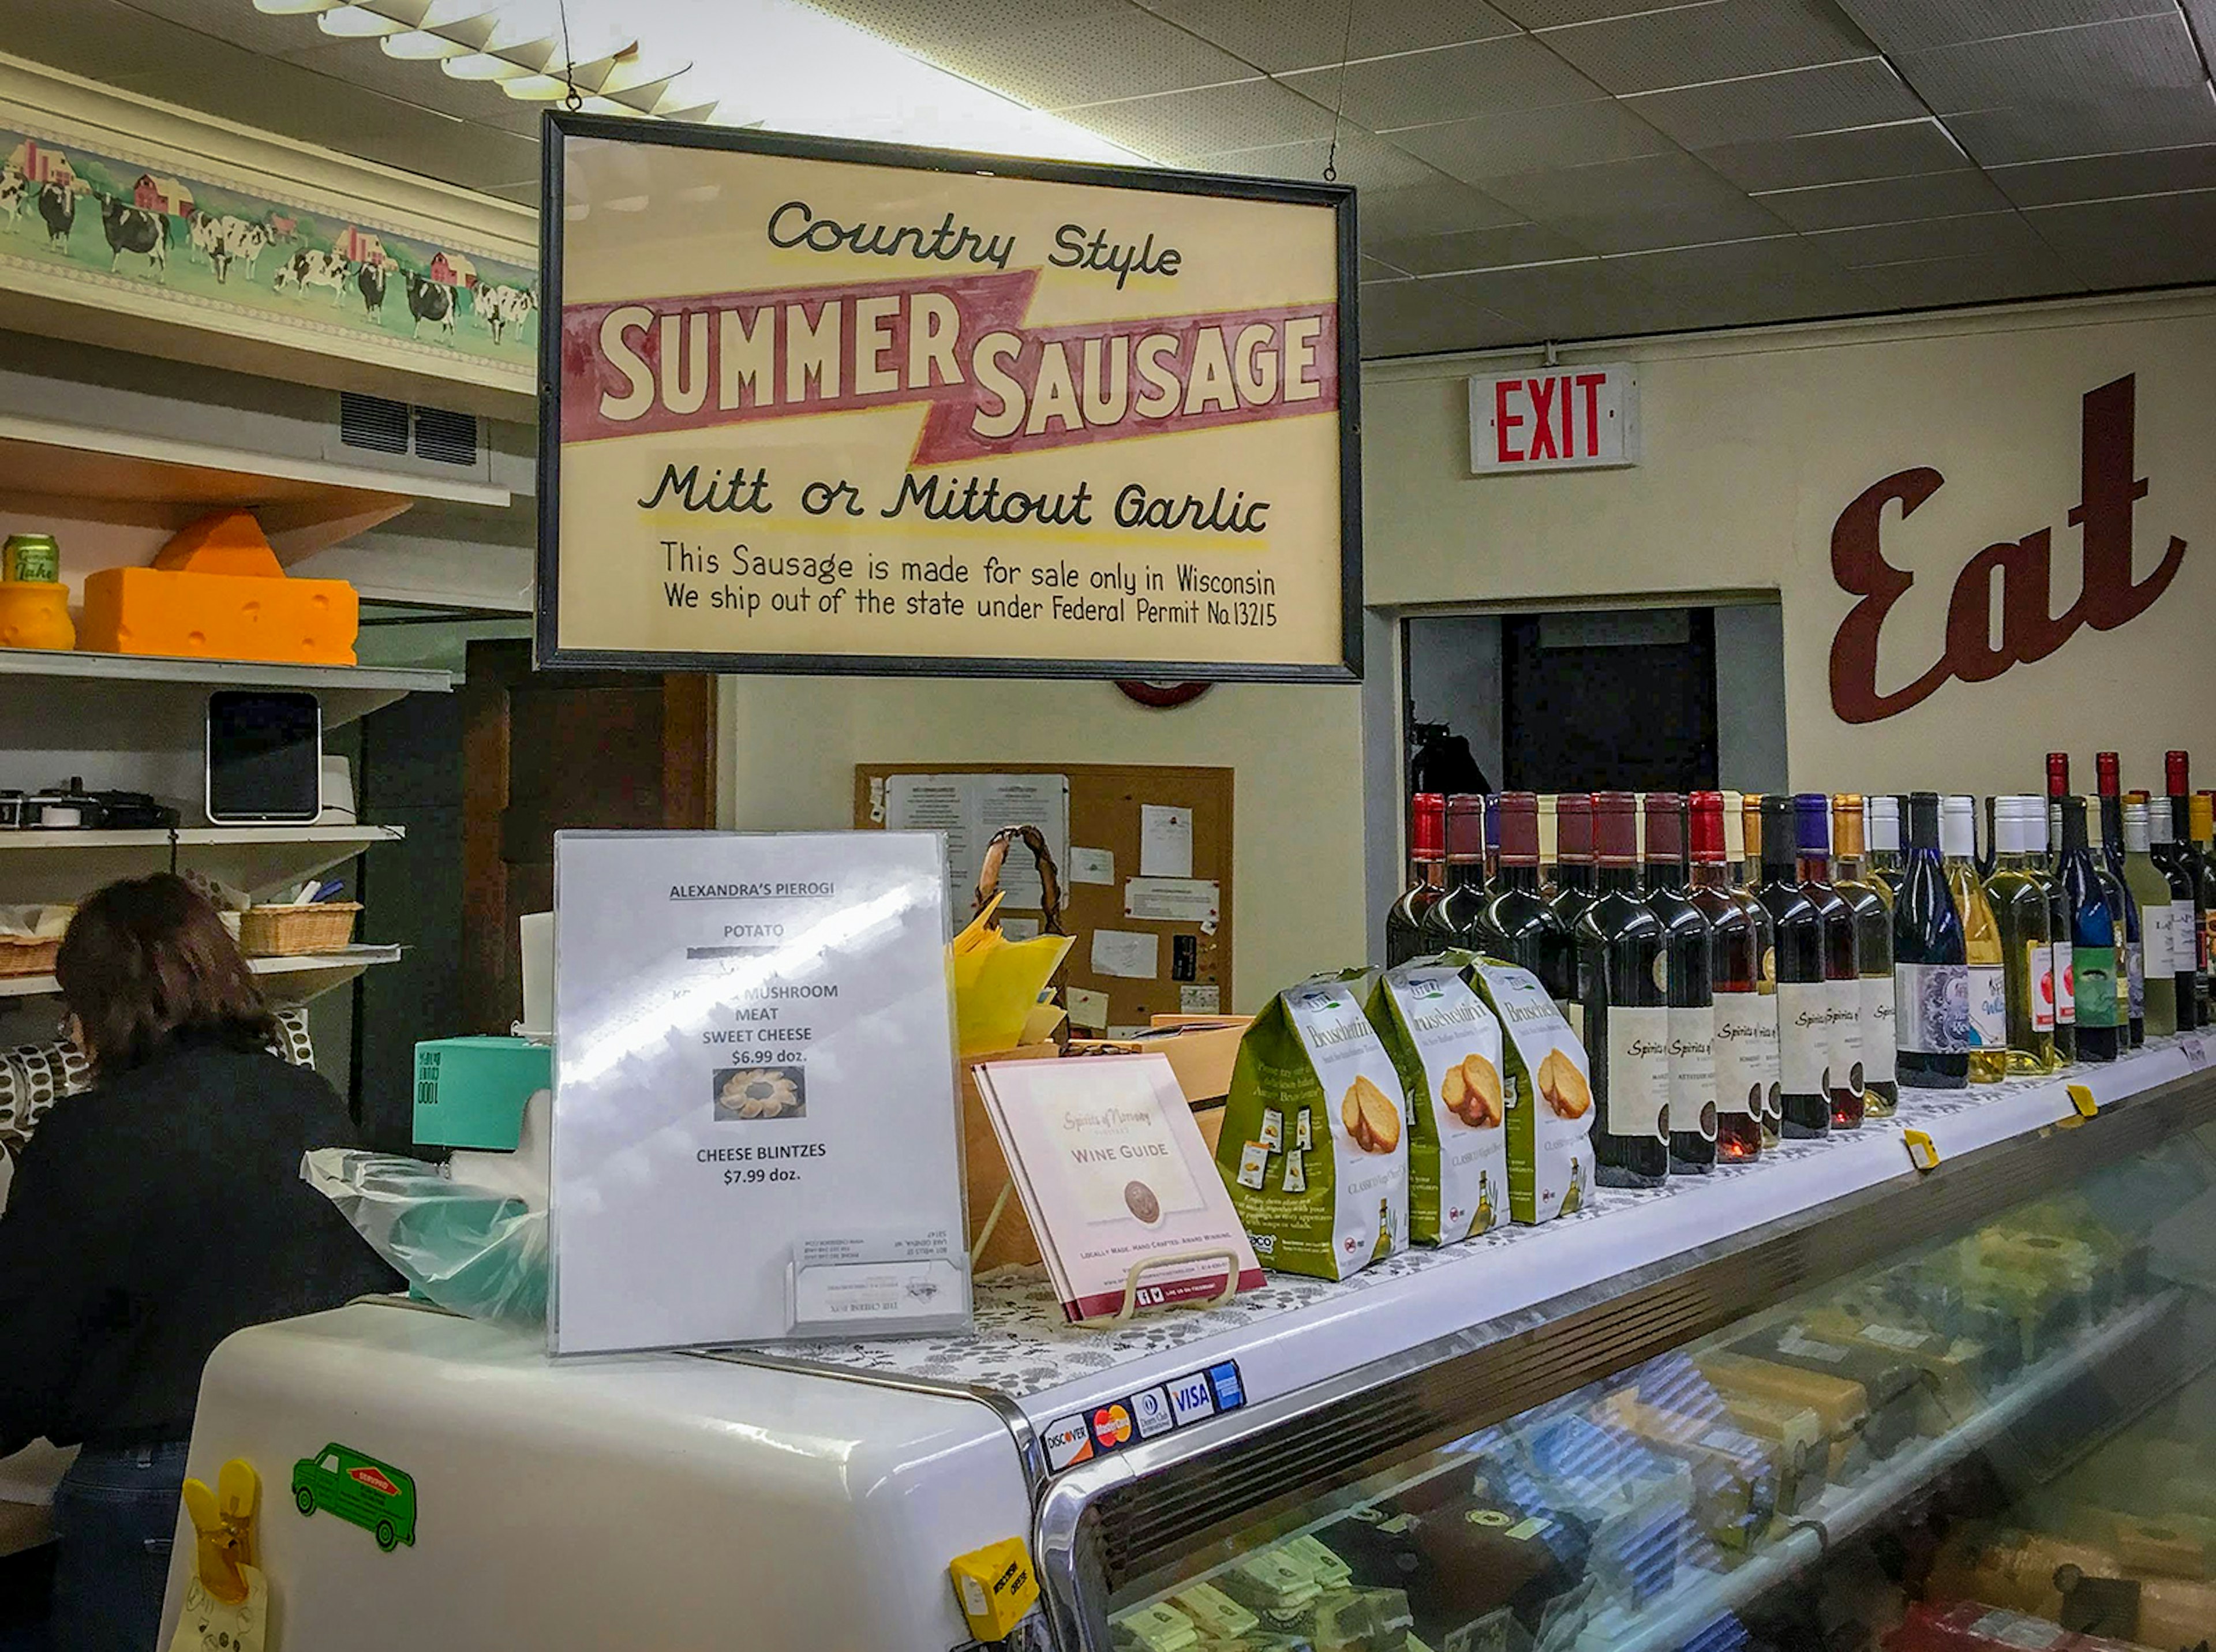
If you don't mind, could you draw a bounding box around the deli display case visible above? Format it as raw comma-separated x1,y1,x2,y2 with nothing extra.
175,1036,2216,1651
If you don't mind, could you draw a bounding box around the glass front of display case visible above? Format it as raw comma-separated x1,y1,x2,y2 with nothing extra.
1102,1126,2216,1652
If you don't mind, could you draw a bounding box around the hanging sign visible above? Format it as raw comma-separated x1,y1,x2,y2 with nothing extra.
538,113,1360,681
549,829,970,1354
1469,362,1640,473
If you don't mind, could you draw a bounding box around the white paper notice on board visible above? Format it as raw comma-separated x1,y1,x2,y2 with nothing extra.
1126,876,1221,924
1181,984,1222,1014
1066,986,1111,1029
884,773,1070,915
998,916,1042,942
1139,806,1193,877
1092,928,1161,980
549,830,969,1354
1069,846,1116,886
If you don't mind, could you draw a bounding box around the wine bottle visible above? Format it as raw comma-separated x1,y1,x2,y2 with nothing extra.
1736,799,1784,1148
1833,794,1897,1117
2097,752,2128,883
2124,797,2183,1038
1689,791,1767,1162
2169,752,2214,1029
1386,793,1447,965
1797,793,1866,1128
2195,790,2216,1027
1895,791,1970,1091
1579,791,1671,1189
2047,753,2071,874
1538,793,1560,894
2029,793,2076,1063
2059,795,2121,1062
1550,792,1597,928
1944,795,2008,1083
1721,789,1746,884
1483,791,1502,886
2086,798,2142,1048
1419,793,1488,952
1644,793,1717,1175
1865,793,1904,896
1986,797,2060,1073
1742,793,1765,884
1759,795,1833,1135
1481,792,1577,1016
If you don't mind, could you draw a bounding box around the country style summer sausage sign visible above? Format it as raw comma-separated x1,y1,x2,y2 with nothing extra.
537,113,1360,680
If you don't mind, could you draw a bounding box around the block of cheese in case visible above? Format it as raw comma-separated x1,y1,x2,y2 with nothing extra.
78,508,357,665
1691,1351,1869,1482
1722,1323,1933,1458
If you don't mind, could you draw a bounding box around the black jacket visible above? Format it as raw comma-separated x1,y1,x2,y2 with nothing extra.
0,1032,396,1456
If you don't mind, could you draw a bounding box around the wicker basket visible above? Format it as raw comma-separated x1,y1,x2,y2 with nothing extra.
0,936,61,977
238,902,361,957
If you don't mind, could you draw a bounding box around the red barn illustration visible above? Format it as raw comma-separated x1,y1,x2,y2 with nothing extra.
132,173,195,215
333,225,385,265
428,250,478,289
6,140,76,189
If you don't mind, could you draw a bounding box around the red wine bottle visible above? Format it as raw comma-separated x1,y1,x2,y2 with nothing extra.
1894,792,1970,1089
1386,793,1447,965
1579,791,1670,1189
1688,792,1766,1162
2169,751,2213,1029
1757,795,1831,1137
1796,793,1866,1129
1478,792,1576,1013
1419,793,1487,952
2060,796,2121,1062
1644,793,1717,1174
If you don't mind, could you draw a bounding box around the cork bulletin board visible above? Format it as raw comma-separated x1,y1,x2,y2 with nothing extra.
855,763,1233,1033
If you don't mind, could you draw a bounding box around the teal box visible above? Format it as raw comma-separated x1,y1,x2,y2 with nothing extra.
413,1036,551,1151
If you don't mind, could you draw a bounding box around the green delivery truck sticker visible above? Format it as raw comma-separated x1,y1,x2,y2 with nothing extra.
291,1444,417,1553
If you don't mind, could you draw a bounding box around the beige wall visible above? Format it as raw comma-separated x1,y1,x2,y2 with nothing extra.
718,674,1365,1010
1365,289,2216,799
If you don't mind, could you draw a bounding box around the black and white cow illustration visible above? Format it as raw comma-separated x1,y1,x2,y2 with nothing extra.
0,168,26,234
188,209,223,269
404,271,456,342
274,248,351,304
214,218,274,283
356,257,390,321
472,283,537,344
99,196,168,278
36,180,74,252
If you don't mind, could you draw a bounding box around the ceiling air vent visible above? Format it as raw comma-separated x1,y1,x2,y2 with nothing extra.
413,406,480,468
338,390,410,456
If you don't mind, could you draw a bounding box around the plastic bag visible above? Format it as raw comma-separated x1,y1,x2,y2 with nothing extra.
303,1148,548,1325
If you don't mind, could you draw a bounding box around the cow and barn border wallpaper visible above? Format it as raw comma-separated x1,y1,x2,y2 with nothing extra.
0,118,538,374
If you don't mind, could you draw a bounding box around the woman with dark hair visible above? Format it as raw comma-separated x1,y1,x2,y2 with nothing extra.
0,874,392,1650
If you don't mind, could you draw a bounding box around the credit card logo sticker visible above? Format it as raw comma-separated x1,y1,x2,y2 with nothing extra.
1043,1414,1094,1471
1090,1403,1133,1450
1207,1361,1245,1410
1167,1372,1216,1424
1132,1387,1176,1439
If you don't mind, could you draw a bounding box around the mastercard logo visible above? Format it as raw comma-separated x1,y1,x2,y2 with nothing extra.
1091,1403,1133,1450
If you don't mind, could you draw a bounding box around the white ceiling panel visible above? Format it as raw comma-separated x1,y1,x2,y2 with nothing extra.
1627,57,1925,148
1944,88,2216,166
1136,0,1520,75
1853,249,2086,308
1358,274,1531,355
854,5,1262,107
1388,99,1677,181
1358,173,1533,239
1492,0,1721,30
1614,235,1888,325
1195,130,1440,190
1889,12,2206,117
1369,219,1597,274
1481,150,1797,251
1988,144,2216,207
1756,167,2014,230
1058,74,1335,157
1802,208,2052,265
1280,35,1608,131
2026,189,2216,286
1835,0,2169,54
1700,119,1972,192
1534,0,1873,97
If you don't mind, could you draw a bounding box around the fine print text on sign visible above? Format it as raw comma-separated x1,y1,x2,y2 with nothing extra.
1468,362,1640,474
541,115,1360,680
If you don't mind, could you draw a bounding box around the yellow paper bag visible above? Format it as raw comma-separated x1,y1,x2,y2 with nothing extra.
952,927,1073,1056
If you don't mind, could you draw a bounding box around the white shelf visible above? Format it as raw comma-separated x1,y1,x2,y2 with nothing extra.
0,648,448,744
0,942,400,1004
0,825,402,902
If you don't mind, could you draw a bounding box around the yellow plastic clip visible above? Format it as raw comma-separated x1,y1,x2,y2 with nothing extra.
950,1537,1039,1642
181,1459,261,1605
1903,1129,1940,1172
2066,1083,2098,1118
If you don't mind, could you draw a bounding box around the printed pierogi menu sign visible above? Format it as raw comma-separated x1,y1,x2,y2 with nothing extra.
542,114,1357,679
549,830,967,1354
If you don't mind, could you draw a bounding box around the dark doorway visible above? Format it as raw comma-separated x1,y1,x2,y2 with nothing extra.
1500,608,1719,794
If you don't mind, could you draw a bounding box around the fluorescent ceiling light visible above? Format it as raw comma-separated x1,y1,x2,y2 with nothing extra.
381,29,473,58
319,4,408,35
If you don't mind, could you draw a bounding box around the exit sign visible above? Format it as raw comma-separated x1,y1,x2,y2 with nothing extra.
1469,362,1640,473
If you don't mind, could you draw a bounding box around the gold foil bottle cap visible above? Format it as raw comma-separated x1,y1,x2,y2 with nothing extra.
1831,794,1866,859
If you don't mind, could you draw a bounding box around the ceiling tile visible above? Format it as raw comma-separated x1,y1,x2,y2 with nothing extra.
1359,173,1533,239
1369,220,1596,274
2023,188,2216,285
1280,36,1609,131
1699,119,1971,191
1359,275,1532,355
1611,236,1887,326
1136,0,1519,75
1534,0,1872,96
1943,88,2216,164
1836,0,2170,55
1481,149,1796,252
1802,208,2052,264
1388,99,1679,181
1852,250,2087,310
1889,12,2205,116
1987,144,2216,205
1432,259,1671,340
1492,0,1715,29
1627,57,1925,148
1060,76,1335,159
885,6,1262,107
1756,167,2013,230
1195,128,1441,189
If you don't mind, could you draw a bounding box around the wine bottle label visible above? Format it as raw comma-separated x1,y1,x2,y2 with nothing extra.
2143,901,2178,977
1777,982,1831,1093
2200,909,2214,973
1967,965,2007,1051
1712,991,1773,1118
2054,941,2076,1024
1827,979,1865,1096
2127,941,2144,1020
2076,945,2120,1028
1668,1003,1717,1139
1859,974,1896,1084
2029,943,2056,1032
1894,962,1969,1054
1603,1005,1671,1143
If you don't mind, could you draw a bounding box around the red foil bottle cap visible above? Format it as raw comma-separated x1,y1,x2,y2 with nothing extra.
1498,792,1540,865
1643,792,1685,861
1688,791,1727,862
2096,751,2120,797
2047,752,2070,797
1593,791,1640,866
1444,793,1485,859
2168,750,2191,797
1411,793,1444,857
1556,793,1594,863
